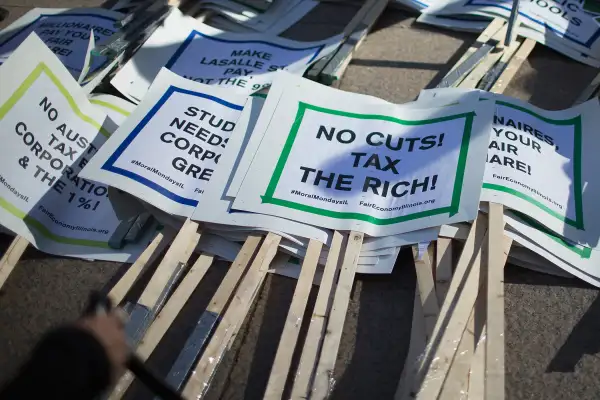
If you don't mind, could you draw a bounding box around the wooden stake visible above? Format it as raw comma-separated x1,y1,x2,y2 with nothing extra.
182,232,282,399
310,231,363,400
438,297,480,400
290,231,344,400
137,219,201,310
205,233,264,317
108,228,175,305
444,19,505,81
485,203,509,400
467,235,512,400
264,239,324,399
107,253,215,400
394,289,427,400
490,39,536,94
459,26,509,90
414,213,488,398
0,235,29,290
468,332,486,400
412,245,440,340
435,237,453,304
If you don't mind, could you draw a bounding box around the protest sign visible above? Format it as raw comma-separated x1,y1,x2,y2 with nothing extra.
190,93,332,243
419,88,600,245
232,73,494,236
111,8,342,102
424,0,600,64
89,94,135,126
81,68,247,218
225,79,476,199
0,8,122,79
0,34,155,261
482,95,600,245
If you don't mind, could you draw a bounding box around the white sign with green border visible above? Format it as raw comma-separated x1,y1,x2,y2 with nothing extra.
232,73,494,236
420,88,600,246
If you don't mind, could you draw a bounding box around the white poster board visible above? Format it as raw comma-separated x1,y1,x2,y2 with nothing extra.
424,0,600,64
419,88,600,246
0,8,122,79
111,8,342,102
81,68,247,218
0,34,156,261
232,73,494,236
190,93,331,243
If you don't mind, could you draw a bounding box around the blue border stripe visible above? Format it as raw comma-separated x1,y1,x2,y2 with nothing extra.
165,30,325,70
0,13,118,47
108,165,199,206
102,85,244,207
465,0,600,48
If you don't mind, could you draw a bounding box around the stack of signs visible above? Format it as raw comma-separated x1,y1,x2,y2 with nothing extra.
110,8,342,102
0,34,158,261
0,8,123,80
393,0,491,32
82,68,435,274
419,87,600,286
203,71,493,276
200,0,319,35
422,0,600,67
231,72,494,236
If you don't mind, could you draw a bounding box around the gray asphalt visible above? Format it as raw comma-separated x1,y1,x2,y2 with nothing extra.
0,2,599,400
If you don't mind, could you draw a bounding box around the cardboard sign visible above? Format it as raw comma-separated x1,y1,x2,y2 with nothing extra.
0,34,155,261
111,8,342,102
191,93,332,243
0,8,122,78
232,73,494,236
81,68,247,218
419,88,600,246
424,0,600,65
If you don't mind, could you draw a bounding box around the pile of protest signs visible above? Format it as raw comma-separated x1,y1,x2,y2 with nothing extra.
0,11,599,284
2,2,600,399
419,0,600,67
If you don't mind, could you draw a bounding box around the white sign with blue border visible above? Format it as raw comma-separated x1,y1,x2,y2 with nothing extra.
81,68,248,217
111,8,342,102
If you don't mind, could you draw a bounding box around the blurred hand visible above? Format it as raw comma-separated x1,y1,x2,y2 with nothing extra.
77,310,129,381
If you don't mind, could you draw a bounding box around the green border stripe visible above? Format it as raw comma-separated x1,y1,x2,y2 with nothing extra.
89,99,131,117
450,112,474,216
0,197,110,248
266,197,454,225
513,211,592,259
0,63,110,138
0,63,111,248
483,183,578,227
261,102,474,225
489,101,584,230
